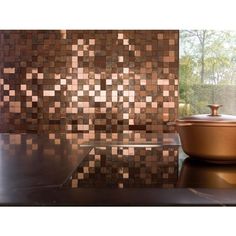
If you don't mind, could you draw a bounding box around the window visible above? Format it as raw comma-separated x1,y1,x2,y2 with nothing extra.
180,30,236,117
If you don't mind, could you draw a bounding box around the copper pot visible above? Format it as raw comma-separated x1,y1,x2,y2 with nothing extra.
176,104,236,163
178,158,236,188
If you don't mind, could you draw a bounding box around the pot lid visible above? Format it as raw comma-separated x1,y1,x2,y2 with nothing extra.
177,104,236,123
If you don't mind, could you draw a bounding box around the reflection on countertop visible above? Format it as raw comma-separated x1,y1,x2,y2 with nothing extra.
79,133,181,147
0,133,92,189
178,158,236,188
1,133,236,206
66,145,236,190
1,133,236,190
67,146,179,189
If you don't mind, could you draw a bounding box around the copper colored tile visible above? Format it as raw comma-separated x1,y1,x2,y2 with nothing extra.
0,30,178,134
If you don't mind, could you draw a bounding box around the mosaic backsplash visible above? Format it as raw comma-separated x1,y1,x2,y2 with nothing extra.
0,30,179,135
68,146,178,188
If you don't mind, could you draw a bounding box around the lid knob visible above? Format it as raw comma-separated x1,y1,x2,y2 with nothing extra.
208,104,222,116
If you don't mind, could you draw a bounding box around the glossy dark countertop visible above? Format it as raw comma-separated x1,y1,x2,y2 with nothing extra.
0,133,92,189
1,133,236,206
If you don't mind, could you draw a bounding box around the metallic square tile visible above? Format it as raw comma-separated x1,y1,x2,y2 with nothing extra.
0,30,179,136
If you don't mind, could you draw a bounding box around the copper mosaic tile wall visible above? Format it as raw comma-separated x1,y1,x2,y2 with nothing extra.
0,30,179,135
68,146,178,188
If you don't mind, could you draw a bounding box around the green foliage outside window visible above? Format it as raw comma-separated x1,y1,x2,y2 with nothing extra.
180,30,236,117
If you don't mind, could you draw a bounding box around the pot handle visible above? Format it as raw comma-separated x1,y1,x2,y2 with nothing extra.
208,104,222,116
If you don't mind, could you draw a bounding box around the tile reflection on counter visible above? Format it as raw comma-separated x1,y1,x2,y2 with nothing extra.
0,133,92,189
67,146,178,188
0,133,82,159
47,132,181,146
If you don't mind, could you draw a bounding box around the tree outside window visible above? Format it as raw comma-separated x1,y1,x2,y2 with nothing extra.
180,30,236,117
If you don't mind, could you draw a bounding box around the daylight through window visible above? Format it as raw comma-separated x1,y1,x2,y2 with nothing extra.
180,30,236,117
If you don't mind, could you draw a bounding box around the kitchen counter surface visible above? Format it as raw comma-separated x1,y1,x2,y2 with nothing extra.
1,133,236,206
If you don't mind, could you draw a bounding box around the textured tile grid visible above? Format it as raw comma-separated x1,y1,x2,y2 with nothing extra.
0,30,179,137
68,146,178,188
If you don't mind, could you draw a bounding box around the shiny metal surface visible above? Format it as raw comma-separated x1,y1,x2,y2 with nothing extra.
176,104,236,162
177,104,236,124
178,158,236,188
177,125,236,161
208,104,222,116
